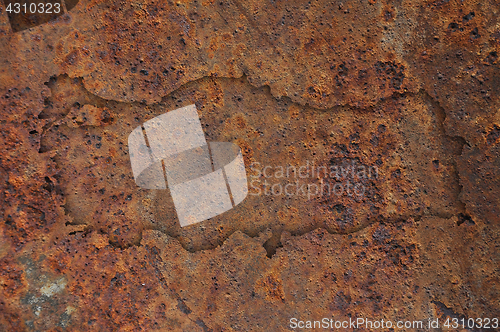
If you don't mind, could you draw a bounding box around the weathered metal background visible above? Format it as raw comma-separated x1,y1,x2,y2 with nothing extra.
0,0,499,330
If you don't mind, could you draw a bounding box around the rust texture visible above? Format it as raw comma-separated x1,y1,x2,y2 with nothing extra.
0,0,499,330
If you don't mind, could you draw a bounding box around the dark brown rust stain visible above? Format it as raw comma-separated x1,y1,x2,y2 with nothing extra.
3,0,66,32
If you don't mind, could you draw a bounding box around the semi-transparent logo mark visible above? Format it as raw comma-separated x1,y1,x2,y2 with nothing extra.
128,105,248,227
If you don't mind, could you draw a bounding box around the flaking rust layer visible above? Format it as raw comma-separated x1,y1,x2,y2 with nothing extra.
0,0,499,331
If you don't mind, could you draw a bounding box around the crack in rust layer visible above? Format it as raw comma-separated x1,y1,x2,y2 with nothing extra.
38,74,468,256
145,244,212,332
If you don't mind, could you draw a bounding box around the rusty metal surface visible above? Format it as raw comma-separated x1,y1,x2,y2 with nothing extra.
0,0,499,330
